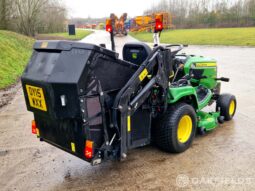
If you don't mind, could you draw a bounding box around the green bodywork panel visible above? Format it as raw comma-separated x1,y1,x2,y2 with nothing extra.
195,88,213,110
168,85,213,110
168,86,196,104
197,111,220,131
184,56,217,89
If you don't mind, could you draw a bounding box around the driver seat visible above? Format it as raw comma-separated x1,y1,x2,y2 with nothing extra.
123,42,152,65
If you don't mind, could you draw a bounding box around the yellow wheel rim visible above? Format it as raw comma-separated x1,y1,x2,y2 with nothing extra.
177,115,192,143
229,100,235,116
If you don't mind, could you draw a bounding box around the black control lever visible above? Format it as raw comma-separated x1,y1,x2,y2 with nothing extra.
215,77,230,82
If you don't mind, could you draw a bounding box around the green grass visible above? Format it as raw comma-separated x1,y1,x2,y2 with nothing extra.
38,29,93,40
0,29,93,89
130,27,255,46
0,30,35,89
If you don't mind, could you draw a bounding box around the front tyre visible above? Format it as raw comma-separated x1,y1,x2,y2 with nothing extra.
216,94,237,121
155,103,197,153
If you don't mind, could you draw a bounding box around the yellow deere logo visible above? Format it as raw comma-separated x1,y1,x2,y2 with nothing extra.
196,63,217,67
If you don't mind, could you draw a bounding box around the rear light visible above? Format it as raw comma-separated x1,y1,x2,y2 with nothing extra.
106,18,112,33
84,140,94,159
32,120,40,137
32,120,37,134
156,22,163,31
106,25,112,33
155,14,163,32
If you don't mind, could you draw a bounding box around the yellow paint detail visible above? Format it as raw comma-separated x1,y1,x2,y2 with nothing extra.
169,71,174,78
177,115,192,143
71,142,76,152
196,63,217,67
139,69,148,81
36,128,40,137
207,118,214,122
127,116,131,132
26,85,47,111
41,42,48,48
229,100,235,116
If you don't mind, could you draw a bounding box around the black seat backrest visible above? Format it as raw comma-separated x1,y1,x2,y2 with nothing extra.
123,42,152,65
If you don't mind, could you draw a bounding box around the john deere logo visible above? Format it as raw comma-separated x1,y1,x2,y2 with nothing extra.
196,63,217,67
132,53,137,59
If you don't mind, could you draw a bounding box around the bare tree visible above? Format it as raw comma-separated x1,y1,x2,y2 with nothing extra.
13,0,50,36
1,0,67,36
39,0,67,33
146,0,255,28
0,0,7,29
0,0,14,29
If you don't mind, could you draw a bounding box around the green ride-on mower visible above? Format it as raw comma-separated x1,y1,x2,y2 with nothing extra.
21,15,236,165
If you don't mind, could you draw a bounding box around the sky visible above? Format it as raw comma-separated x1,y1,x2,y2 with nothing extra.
63,0,157,18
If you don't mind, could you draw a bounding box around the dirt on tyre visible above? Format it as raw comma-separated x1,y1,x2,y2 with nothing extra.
155,103,197,153
216,94,237,121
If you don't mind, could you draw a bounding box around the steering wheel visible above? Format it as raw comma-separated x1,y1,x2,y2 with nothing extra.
165,44,185,55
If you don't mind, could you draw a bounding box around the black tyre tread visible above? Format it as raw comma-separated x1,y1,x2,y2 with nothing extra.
216,93,236,121
155,103,196,153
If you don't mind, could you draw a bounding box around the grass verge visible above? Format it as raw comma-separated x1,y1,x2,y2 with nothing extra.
0,30,35,89
130,27,255,46
37,29,93,40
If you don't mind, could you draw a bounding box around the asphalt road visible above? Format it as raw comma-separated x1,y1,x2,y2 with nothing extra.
0,30,255,191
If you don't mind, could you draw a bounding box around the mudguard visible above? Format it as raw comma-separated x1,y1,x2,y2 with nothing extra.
168,86,199,109
168,86,213,110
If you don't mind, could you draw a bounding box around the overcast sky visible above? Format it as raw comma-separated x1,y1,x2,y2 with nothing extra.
63,0,157,18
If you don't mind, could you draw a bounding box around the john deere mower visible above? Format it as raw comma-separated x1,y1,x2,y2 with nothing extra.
21,14,236,165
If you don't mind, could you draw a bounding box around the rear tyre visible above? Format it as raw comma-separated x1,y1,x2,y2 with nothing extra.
155,103,197,153
216,94,237,121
